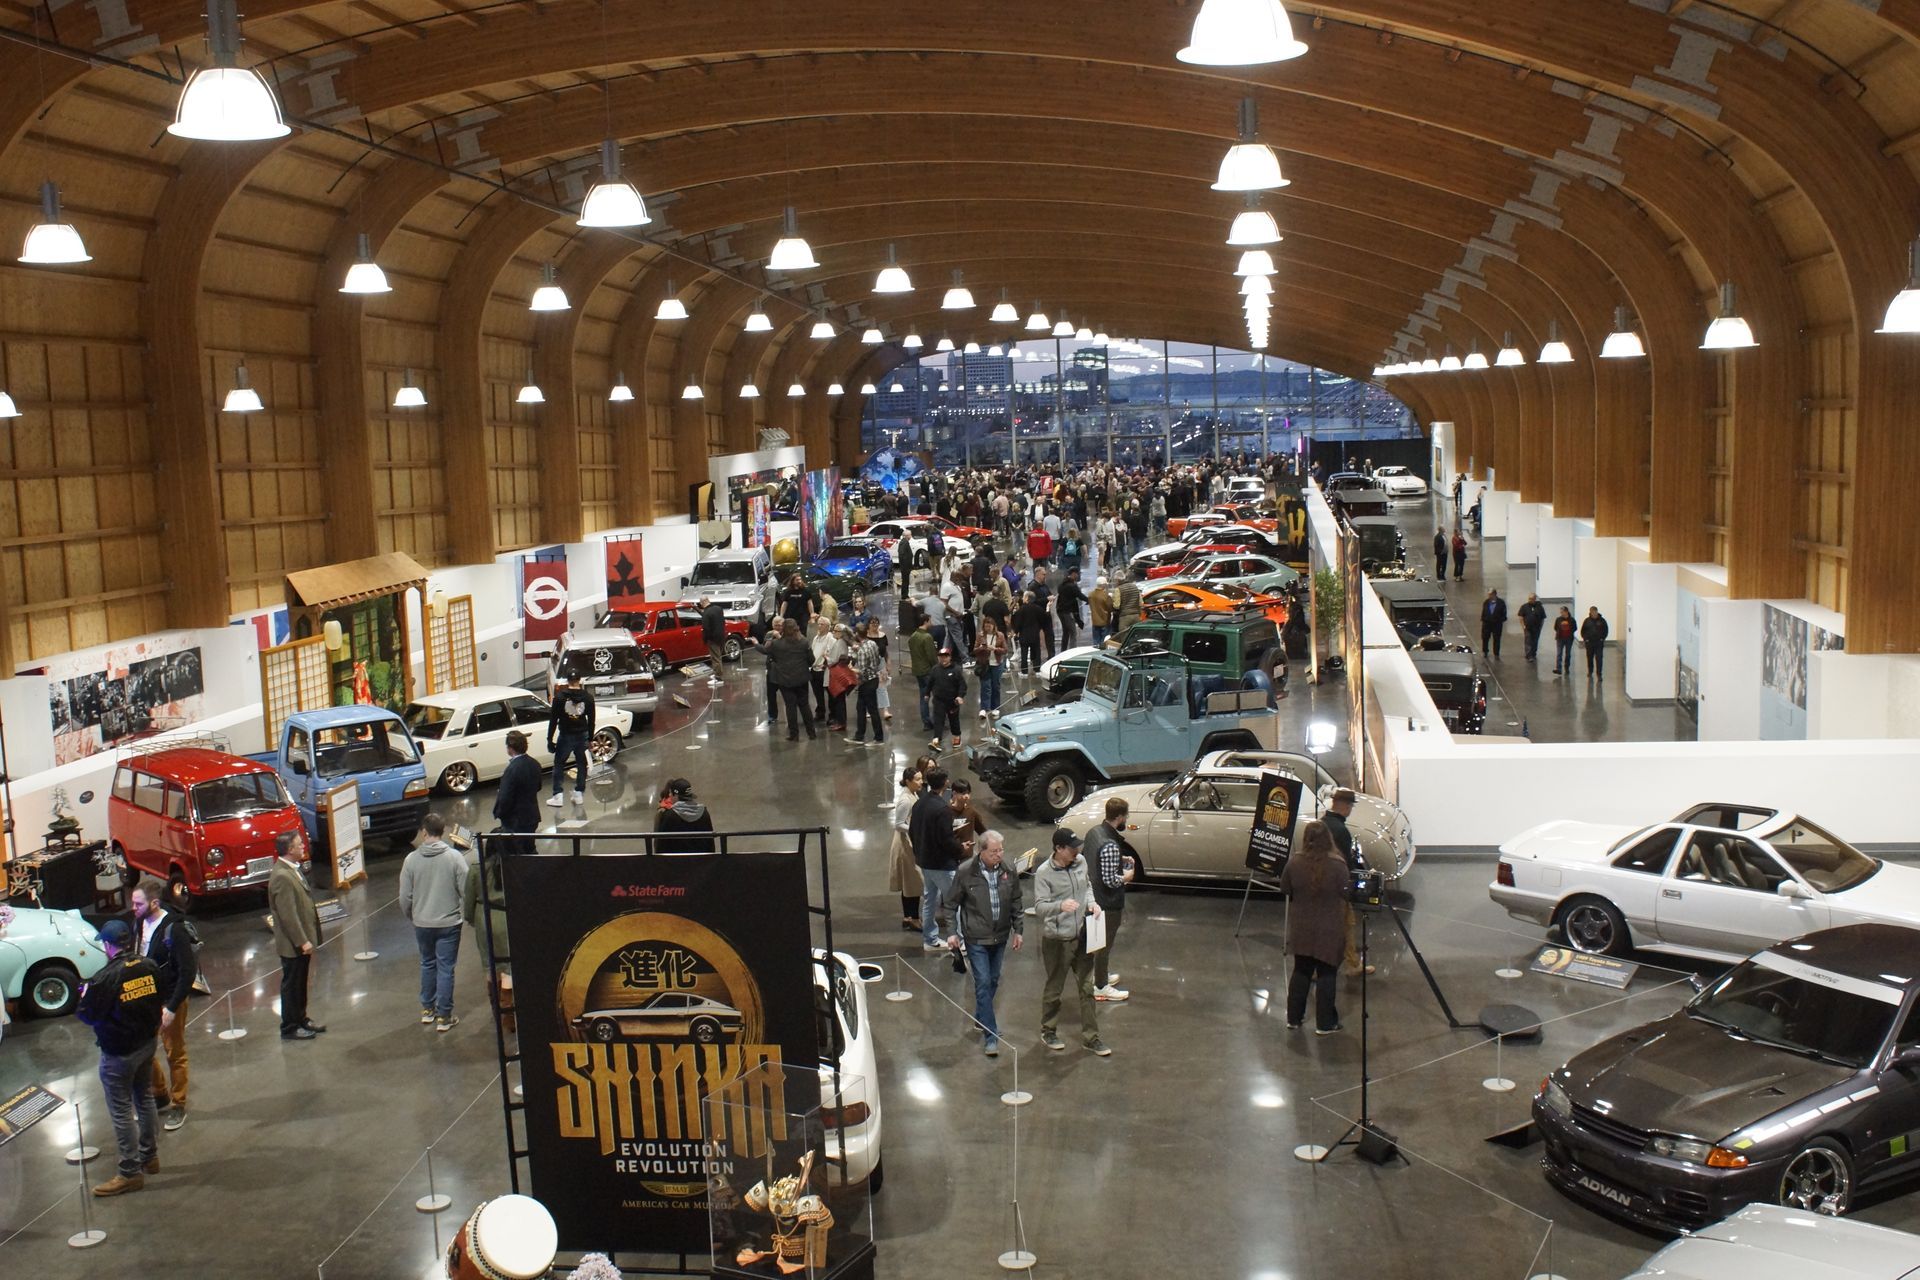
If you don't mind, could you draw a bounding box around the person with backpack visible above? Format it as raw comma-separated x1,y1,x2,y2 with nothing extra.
130,878,197,1132
76,919,164,1196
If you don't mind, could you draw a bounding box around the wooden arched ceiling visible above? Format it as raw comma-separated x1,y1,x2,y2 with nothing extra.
0,0,1916,665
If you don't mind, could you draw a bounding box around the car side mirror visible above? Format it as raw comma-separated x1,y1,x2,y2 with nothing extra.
1777,880,1812,901
1686,972,1707,994
856,963,885,984
290,758,309,776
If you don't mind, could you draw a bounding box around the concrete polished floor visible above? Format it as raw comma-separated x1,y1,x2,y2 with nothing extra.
6,567,1918,1278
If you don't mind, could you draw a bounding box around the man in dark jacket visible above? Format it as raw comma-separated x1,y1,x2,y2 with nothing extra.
546,673,596,807
1085,798,1135,1002
130,878,196,1130
1517,593,1547,662
944,830,1023,1056
909,767,965,951
493,730,541,852
758,618,816,740
1432,528,1449,581
925,646,968,749
1581,606,1611,680
653,777,715,852
1028,567,1055,657
1055,568,1087,649
1479,589,1508,658
269,831,324,1040
699,595,729,686
1322,787,1361,872
76,918,164,1196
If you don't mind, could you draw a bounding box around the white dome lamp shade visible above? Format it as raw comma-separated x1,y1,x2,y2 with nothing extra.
222,361,263,413
1240,274,1273,296
890,381,906,394
576,139,650,228
529,262,569,312
874,243,913,294
1213,96,1289,192
766,205,818,272
1226,197,1282,247
1026,303,1051,332
1538,321,1575,364
607,373,634,403
19,181,90,265
516,369,544,404
738,383,760,399
990,289,1020,323
1052,319,1074,337
393,369,427,408
1094,332,1110,346
936,337,956,352
862,328,885,344
942,269,976,310
1439,349,1463,372
1420,358,1441,373
168,0,290,142
1178,0,1309,65
1235,249,1277,276
860,382,878,395
1878,238,1920,334
1462,343,1490,371
989,344,1005,356
809,315,836,339
338,231,388,294
1075,327,1093,341
1495,331,1527,367
1600,306,1646,359
827,382,846,396
744,307,773,333
786,382,806,398
681,383,704,400
655,289,688,321
964,341,981,354
903,333,924,350
1701,281,1757,350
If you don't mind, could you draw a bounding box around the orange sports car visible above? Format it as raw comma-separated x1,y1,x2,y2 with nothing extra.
1165,504,1280,540
1138,581,1289,626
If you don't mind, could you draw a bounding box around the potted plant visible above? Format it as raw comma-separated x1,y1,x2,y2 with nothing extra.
1312,568,1345,680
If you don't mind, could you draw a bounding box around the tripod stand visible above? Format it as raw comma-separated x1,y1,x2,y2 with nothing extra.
1315,910,1405,1166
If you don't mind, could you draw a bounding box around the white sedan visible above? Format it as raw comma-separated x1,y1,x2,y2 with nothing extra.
862,519,976,567
818,949,886,1193
1622,1204,1920,1279
1491,803,1920,962
1371,465,1429,498
403,685,634,794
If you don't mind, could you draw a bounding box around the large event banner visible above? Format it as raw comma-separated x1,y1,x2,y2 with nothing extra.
520,555,570,652
503,850,819,1255
606,537,646,604
1244,771,1305,876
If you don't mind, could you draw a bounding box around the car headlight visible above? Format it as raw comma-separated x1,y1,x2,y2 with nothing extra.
1644,1135,1748,1168
207,847,225,867
1537,1077,1571,1118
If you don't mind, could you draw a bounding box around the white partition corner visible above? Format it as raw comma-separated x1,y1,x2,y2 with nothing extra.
1481,487,1513,539
1697,597,1765,741
1504,501,1541,567
1624,560,1678,701
1536,517,1575,597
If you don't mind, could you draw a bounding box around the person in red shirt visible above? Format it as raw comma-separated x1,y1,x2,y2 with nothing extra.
1026,524,1053,570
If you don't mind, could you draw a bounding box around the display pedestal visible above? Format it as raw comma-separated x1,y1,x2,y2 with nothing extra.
711,1234,875,1280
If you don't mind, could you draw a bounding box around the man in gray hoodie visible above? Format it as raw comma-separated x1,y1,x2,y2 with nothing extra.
400,812,469,1032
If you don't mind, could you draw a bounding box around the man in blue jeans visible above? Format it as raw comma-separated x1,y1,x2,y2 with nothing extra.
944,830,1023,1056
75,919,164,1196
546,671,595,807
908,768,964,952
400,812,470,1032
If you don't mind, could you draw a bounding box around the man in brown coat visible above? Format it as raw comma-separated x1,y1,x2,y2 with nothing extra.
1278,821,1349,1035
268,831,325,1041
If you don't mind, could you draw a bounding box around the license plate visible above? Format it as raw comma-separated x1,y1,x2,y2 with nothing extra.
1574,1172,1637,1211
360,814,371,829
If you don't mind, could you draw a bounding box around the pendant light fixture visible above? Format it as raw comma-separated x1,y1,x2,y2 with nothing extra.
1439,349,1463,372
890,381,906,394
516,369,544,404
828,382,846,396
938,382,950,393
1495,331,1527,367
1877,238,1920,334
989,344,1005,356
1073,327,1090,342
739,383,760,399
1240,274,1273,296
860,382,878,395
1701,281,1757,350
1600,306,1646,359
608,374,634,402
936,337,956,352
1051,319,1074,337
766,205,818,271
1226,197,1281,247
577,139,650,228
655,291,688,321
681,383,704,400
338,232,389,294
222,361,263,413
861,328,884,344
1178,0,1309,64
168,0,290,141
1025,304,1050,332
744,308,772,333
964,341,981,354
1538,321,1574,364
903,333,924,351
809,316,836,339
1420,358,1441,373
786,382,806,398
392,369,427,408
942,270,976,310
529,263,569,312
1463,344,1490,371
1094,332,1110,346
19,182,89,264
874,243,912,294
1235,249,1277,276
1212,96,1288,192
990,289,1020,323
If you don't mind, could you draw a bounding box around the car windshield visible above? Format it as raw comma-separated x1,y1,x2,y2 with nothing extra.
1688,958,1898,1068
192,772,290,822
822,542,869,559
313,720,421,775
690,561,757,586
404,704,455,740
1769,818,1879,892
1083,657,1125,705
1151,770,1198,807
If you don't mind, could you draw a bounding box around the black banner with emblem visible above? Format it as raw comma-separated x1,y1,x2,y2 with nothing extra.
503,850,819,1255
1244,770,1305,876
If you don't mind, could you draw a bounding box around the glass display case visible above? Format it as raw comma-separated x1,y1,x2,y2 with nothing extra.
705,1060,875,1280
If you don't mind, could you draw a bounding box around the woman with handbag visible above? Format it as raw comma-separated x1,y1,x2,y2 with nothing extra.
973,617,1008,721
825,623,858,732
888,763,928,930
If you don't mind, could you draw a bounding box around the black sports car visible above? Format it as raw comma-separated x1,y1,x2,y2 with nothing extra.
1534,923,1920,1232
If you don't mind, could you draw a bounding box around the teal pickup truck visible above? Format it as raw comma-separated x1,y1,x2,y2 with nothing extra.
248,706,430,855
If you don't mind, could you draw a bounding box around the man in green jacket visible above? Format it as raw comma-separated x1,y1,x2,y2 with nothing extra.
269,832,325,1040
908,613,939,732
1032,827,1110,1057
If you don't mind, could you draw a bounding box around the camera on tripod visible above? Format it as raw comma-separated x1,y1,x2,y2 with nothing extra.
1348,867,1385,909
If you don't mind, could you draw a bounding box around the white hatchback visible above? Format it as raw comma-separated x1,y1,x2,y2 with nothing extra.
1372,465,1429,497
404,685,634,794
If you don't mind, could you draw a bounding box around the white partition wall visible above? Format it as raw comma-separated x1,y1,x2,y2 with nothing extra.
1505,501,1541,566
1481,486,1513,538
1536,517,1575,597
1430,421,1455,490
1698,598,1765,740
1624,560,1677,700
1573,533,1622,626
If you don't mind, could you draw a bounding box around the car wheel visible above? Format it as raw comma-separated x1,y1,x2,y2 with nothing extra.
588,1018,618,1044
25,961,81,1017
169,868,196,916
1022,759,1083,821
868,1155,885,1195
1558,895,1627,956
113,842,138,888
643,650,667,676
439,761,477,794
722,636,744,662
590,728,623,762
689,1017,722,1044
1779,1138,1853,1216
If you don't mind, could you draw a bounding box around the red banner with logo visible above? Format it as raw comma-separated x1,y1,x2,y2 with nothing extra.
604,537,646,603
522,558,570,650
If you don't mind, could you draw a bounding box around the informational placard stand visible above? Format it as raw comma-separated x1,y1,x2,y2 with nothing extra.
326,781,366,889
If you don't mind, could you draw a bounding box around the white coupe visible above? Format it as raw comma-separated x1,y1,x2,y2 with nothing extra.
1622,1205,1920,1280
403,685,634,794
1491,803,1920,962
818,949,886,1193
1371,465,1429,498
861,519,976,567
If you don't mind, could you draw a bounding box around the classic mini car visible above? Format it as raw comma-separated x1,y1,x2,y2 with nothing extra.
547,628,660,721
571,992,747,1044
1491,803,1920,961
816,949,887,1193
1620,1205,1920,1280
111,746,310,911
0,903,108,1018
1534,924,1920,1231
405,685,633,794
1371,466,1429,498
1061,749,1416,881
860,519,976,566
244,706,430,855
598,600,749,671
970,649,1282,819
811,538,895,588
1167,552,1300,596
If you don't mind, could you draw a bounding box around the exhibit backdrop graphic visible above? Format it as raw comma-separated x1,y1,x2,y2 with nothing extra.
44,636,206,766
1760,604,1844,740
798,466,843,562
520,553,571,652
1675,586,1702,727
605,537,646,604
503,850,819,1256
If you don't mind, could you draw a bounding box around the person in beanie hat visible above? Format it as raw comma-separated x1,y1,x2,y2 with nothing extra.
76,918,164,1195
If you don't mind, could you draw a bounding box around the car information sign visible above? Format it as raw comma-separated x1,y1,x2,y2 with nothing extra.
0,1083,63,1146
1529,945,1637,989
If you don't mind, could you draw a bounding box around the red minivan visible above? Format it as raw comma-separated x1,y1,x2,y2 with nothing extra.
110,747,309,911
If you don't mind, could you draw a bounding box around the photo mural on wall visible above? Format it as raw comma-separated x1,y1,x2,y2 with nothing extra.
321,594,407,714
45,638,206,766
1760,605,1844,740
